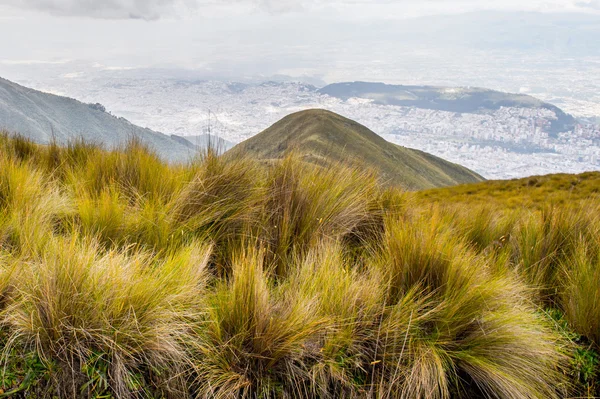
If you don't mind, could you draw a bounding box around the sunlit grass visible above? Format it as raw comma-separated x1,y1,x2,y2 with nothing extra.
0,131,597,397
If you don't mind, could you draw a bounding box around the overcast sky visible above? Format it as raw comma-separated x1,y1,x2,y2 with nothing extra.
1,0,600,84
1,0,600,20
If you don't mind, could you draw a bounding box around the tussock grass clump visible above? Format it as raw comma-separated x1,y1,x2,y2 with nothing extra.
0,132,40,162
67,137,180,204
171,151,262,264
562,239,600,347
291,242,384,396
62,137,103,168
262,155,380,277
510,207,597,303
74,187,128,247
445,205,517,253
192,247,325,398
2,237,211,398
0,157,68,255
371,216,568,398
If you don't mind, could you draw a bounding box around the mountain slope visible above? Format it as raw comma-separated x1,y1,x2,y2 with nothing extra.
229,109,484,190
0,77,197,162
319,82,576,136
416,171,600,209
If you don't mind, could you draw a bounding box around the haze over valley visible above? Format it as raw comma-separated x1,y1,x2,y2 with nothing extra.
2,7,600,179
0,5,600,179
3,68,598,179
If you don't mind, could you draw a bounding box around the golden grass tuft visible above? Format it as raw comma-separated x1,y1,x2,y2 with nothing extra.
2,237,211,397
192,246,325,398
372,215,569,398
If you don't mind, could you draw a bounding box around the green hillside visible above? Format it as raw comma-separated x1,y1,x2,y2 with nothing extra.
228,109,484,190
417,171,600,208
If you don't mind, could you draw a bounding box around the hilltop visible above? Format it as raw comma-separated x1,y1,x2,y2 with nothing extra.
229,109,484,190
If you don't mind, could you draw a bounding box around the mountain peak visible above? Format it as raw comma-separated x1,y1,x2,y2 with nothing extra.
230,109,484,190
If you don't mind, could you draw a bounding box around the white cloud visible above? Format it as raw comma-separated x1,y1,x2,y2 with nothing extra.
0,59,73,65
1,0,196,20
1,0,591,19
0,0,598,27
576,0,600,9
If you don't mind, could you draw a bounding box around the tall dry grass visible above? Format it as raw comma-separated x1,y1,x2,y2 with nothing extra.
370,214,569,398
2,236,210,397
0,132,595,397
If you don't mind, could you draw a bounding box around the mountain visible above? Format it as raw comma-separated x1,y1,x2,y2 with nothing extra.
228,109,484,190
0,77,198,162
319,82,576,136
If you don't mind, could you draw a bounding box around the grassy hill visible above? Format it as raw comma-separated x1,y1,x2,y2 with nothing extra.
1,131,599,398
416,171,600,208
229,109,484,190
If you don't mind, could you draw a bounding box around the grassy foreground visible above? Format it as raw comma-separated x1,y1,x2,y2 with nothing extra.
0,132,598,398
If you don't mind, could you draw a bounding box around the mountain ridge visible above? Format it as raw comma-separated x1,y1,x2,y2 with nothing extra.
0,76,201,162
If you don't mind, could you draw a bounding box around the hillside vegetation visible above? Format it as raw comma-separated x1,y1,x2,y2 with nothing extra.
417,171,600,208
228,109,484,190
0,132,599,398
